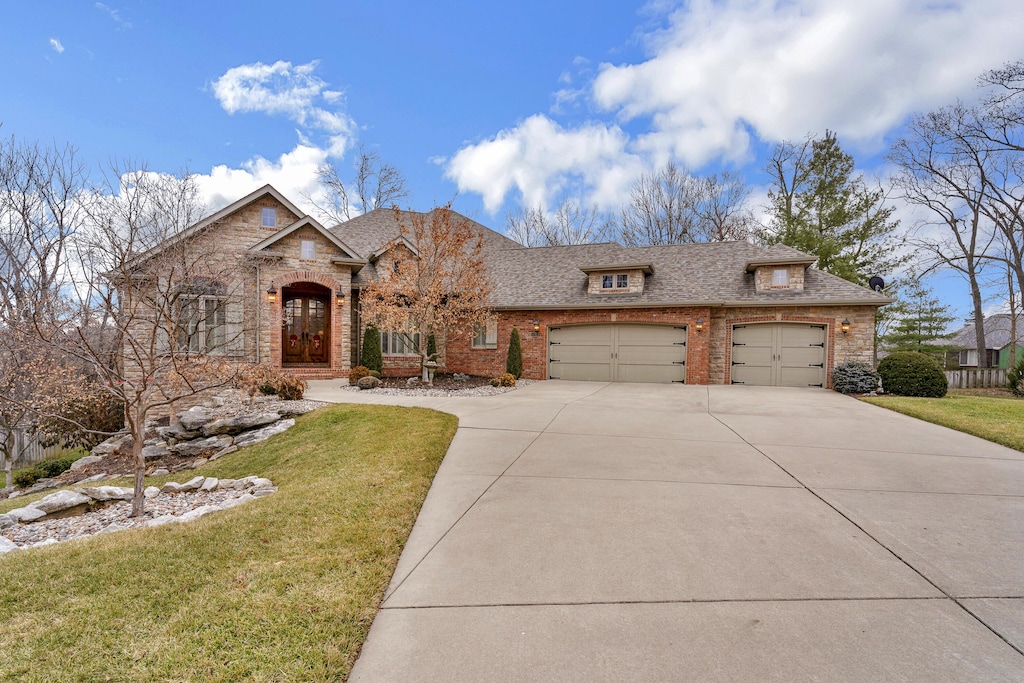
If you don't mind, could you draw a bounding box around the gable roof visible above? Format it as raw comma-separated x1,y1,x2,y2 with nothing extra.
248,215,364,261
950,314,1024,350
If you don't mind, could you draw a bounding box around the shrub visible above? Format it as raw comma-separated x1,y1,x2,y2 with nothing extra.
36,457,77,479
878,352,948,398
489,372,517,388
831,361,880,394
356,375,381,390
275,375,307,401
1008,355,1024,397
237,364,306,401
34,381,124,449
360,325,383,374
14,467,44,489
349,365,373,384
506,327,523,379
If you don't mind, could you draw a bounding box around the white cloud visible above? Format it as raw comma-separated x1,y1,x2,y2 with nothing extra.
211,60,354,159
95,3,132,30
445,115,642,213
49,38,64,54
446,0,1024,214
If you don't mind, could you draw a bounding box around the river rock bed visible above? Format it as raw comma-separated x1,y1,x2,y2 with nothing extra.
342,378,533,398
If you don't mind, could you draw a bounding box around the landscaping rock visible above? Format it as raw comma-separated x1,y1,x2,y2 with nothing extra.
30,490,91,514
178,505,220,523
178,406,216,431
74,473,109,484
202,412,280,437
146,514,177,527
191,458,208,468
151,468,170,477
251,477,274,490
177,476,206,492
233,419,295,447
0,537,19,554
78,486,134,502
170,435,232,457
92,434,130,456
357,375,381,389
144,486,161,499
98,522,128,534
216,479,236,490
157,423,201,441
141,442,170,460
69,455,105,471
7,507,46,523
251,487,278,498
161,482,182,494
200,477,219,492
219,493,257,509
0,513,14,528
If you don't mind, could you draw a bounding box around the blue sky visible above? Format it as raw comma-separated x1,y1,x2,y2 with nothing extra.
4,1,1023,327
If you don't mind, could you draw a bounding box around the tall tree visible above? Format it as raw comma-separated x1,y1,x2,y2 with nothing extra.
505,195,614,246
880,280,957,358
762,131,903,285
619,163,754,246
306,145,408,225
359,205,492,384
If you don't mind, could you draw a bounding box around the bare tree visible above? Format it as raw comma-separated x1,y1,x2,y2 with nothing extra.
44,164,249,516
360,205,492,384
619,162,754,246
505,196,614,246
889,105,997,366
305,145,408,225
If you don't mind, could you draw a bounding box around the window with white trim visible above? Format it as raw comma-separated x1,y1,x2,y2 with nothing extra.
771,268,789,287
300,239,316,260
616,273,629,288
472,319,498,349
177,280,227,353
381,330,421,356
261,208,276,227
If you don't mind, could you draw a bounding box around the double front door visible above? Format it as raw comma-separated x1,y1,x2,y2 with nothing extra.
282,295,329,364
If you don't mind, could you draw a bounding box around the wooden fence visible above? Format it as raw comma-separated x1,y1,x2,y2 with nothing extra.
945,368,1009,389
2,429,77,468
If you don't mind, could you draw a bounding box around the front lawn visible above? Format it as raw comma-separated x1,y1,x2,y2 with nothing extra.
862,394,1024,452
0,404,457,682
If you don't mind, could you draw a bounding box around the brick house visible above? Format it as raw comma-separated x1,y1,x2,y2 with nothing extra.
147,184,890,388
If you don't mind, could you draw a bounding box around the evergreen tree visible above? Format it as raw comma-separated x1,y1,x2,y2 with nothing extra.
505,327,523,378
880,281,956,359
426,333,437,361
360,324,382,373
763,131,905,285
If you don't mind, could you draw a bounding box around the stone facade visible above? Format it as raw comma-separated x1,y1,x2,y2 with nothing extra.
586,269,647,295
753,264,806,292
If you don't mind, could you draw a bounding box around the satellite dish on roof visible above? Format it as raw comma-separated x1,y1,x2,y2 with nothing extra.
869,276,885,292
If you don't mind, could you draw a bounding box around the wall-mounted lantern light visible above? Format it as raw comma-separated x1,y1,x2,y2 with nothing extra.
694,318,704,332
266,285,277,303
532,320,541,336
841,318,851,334
336,289,346,306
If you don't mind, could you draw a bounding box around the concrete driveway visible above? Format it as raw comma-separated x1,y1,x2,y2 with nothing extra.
305,381,1024,681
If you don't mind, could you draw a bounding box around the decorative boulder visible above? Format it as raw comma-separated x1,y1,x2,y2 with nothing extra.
157,423,201,441
92,433,131,456
357,375,381,390
30,490,91,515
233,419,295,447
141,442,170,460
170,435,233,457
77,486,134,502
0,513,15,528
0,536,18,554
177,476,206,492
7,507,46,523
202,412,281,437
178,406,216,431
69,455,105,471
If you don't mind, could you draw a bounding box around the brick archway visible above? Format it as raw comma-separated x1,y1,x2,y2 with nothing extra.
268,271,347,378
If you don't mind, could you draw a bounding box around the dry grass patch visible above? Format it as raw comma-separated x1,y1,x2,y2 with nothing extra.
0,404,457,682
862,394,1024,452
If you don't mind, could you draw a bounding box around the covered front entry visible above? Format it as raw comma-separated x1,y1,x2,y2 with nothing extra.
282,284,331,365
548,324,687,383
730,323,826,387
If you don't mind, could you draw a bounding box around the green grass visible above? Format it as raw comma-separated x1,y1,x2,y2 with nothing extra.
0,404,457,682
862,393,1024,452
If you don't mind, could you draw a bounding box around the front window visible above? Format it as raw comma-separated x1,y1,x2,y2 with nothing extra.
178,294,226,353
261,208,276,227
381,330,421,356
472,319,498,349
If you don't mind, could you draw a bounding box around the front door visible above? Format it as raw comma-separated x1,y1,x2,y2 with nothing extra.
282,295,330,364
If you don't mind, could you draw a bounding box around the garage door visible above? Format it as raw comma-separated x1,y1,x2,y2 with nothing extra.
730,323,826,387
548,324,686,383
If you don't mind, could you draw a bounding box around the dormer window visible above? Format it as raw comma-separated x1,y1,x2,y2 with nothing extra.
583,264,652,295
772,268,789,288
261,208,277,227
617,274,629,288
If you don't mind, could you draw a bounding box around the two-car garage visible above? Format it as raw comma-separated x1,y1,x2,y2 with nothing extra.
546,321,828,387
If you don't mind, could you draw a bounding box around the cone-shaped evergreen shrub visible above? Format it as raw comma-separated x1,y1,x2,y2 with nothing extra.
360,325,382,374
506,327,523,378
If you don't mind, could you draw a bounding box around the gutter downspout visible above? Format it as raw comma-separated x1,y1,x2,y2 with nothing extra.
255,262,262,364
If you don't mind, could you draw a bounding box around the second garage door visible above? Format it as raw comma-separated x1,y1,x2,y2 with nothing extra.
548,324,687,383
730,323,827,387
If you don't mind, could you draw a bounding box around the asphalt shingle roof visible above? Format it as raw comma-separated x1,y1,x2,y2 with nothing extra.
328,208,890,309
950,314,1024,350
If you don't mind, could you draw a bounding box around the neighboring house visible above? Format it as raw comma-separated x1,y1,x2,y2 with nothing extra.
135,184,891,388
948,314,1024,368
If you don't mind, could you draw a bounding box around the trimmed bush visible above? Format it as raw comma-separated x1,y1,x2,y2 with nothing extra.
1008,355,1024,397
356,375,381,390
348,365,373,384
36,457,77,479
878,352,948,398
13,467,44,489
360,325,383,374
506,327,523,379
238,364,306,401
275,375,307,401
831,361,880,394
489,372,517,388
